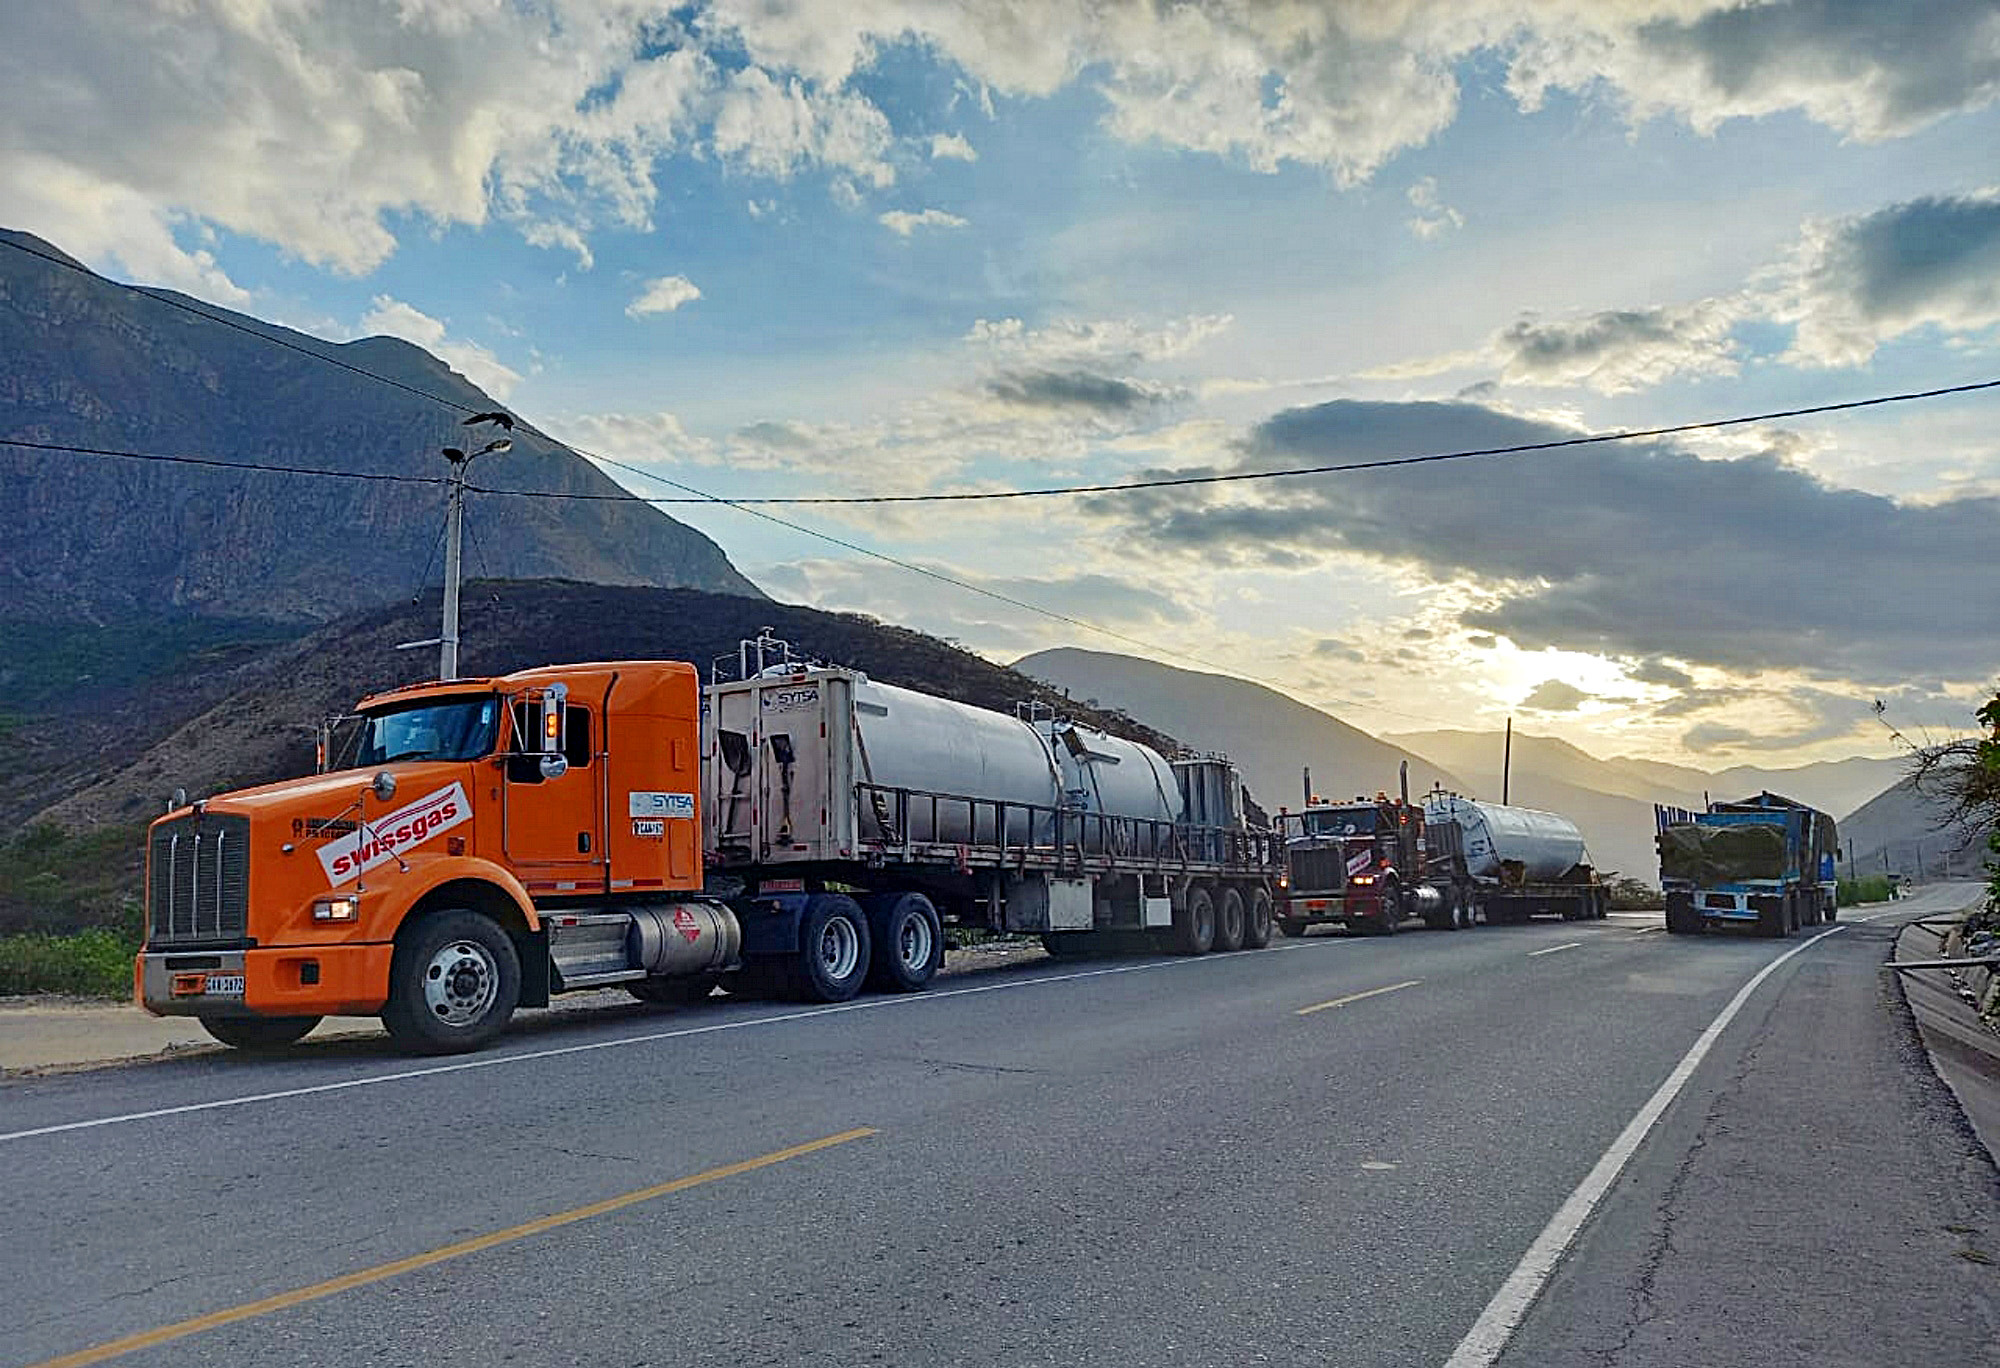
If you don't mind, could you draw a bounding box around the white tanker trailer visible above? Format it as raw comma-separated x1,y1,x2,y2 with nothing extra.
703,634,1281,991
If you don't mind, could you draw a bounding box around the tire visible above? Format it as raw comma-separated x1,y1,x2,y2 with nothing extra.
382,909,522,1054
1174,885,1216,955
1376,881,1401,935
628,975,718,1006
1664,894,1699,935
1243,888,1275,949
864,892,942,992
1824,897,1838,923
787,893,872,1002
1450,888,1471,931
1277,918,1308,939
1213,886,1246,953
1757,894,1790,940
200,1015,320,1051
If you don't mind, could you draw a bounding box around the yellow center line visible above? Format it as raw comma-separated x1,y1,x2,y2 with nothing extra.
1296,979,1422,1016
29,1127,878,1368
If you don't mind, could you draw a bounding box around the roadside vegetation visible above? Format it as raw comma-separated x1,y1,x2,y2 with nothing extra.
1605,877,1663,911
0,822,145,998
1837,874,1896,905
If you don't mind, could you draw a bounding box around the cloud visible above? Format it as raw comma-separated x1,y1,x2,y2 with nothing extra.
626,275,703,317
1521,678,1590,712
1490,299,1747,392
1630,657,1696,690
1783,190,2000,366
7,3,1998,283
1367,188,2000,394
1080,397,2000,682
929,132,979,162
966,313,1233,367
879,207,968,237
1406,176,1463,239
985,369,1175,414
358,295,520,399
1513,0,2000,143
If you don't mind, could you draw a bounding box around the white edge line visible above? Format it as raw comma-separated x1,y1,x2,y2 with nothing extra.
3,936,1346,1145
1526,942,1583,957
1443,909,1896,1367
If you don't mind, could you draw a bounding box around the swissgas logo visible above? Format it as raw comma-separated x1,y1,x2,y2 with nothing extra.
317,783,471,885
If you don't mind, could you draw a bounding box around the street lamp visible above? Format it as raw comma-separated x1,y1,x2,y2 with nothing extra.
397,412,513,680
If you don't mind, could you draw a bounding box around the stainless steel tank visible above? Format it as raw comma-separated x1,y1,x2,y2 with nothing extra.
1040,721,1182,854
850,677,1062,845
1424,796,1587,883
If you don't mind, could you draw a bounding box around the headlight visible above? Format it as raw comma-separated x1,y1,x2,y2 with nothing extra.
312,894,360,922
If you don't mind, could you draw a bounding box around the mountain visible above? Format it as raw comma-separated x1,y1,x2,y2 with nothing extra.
1013,648,1466,814
1392,729,1902,822
1607,753,1903,821
0,227,760,624
1837,778,1991,882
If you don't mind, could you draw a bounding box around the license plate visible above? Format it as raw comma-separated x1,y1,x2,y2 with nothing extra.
173,972,245,997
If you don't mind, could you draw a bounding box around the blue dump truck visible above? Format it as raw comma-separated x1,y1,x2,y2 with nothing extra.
1656,792,1840,938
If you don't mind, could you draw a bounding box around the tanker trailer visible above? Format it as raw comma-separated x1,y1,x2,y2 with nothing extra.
1422,795,1606,923
702,635,1280,992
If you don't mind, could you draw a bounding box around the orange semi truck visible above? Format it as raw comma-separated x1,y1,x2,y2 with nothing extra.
137,636,1280,1053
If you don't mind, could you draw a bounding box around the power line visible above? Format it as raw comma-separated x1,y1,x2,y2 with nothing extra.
13,230,1994,730
611,377,2000,503
0,436,447,486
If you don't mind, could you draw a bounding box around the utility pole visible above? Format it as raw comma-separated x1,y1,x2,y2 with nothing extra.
1502,716,1512,806
439,451,469,680
400,413,512,679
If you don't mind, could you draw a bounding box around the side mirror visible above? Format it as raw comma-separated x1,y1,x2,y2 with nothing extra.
538,753,569,780
371,771,398,802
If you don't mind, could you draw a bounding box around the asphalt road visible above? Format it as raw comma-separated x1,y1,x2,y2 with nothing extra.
3,887,1996,1368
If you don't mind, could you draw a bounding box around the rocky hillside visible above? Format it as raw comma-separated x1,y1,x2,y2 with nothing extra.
0,227,760,623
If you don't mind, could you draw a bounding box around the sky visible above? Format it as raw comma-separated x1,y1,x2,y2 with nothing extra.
3,0,1999,766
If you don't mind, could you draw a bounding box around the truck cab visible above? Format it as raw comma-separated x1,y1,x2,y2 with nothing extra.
136,661,712,1052
1275,796,1425,935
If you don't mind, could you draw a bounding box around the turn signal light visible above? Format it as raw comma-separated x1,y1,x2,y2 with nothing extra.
312,895,360,922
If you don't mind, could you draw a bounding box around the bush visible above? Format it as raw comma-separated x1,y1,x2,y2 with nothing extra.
1606,877,1663,911
0,928,137,998
1837,874,1895,906
0,822,147,936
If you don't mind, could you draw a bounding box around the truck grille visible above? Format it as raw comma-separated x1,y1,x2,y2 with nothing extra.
147,813,250,946
1288,845,1346,895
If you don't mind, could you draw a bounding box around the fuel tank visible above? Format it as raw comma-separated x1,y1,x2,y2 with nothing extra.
1424,796,1587,884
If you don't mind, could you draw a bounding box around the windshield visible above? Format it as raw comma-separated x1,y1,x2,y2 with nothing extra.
1301,806,1378,837
354,696,501,766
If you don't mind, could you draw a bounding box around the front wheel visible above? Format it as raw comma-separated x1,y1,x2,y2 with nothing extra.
383,909,521,1054
200,1015,320,1051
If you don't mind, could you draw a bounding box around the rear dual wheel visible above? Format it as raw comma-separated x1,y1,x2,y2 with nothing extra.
1173,885,1217,955
1243,887,1275,949
1213,886,1247,953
